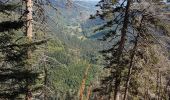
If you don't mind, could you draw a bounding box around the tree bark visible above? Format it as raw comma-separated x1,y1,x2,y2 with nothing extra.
114,0,132,100
26,0,33,41
25,0,33,100
79,65,91,100
123,11,145,100
118,0,131,52
114,76,121,100
86,85,92,100
123,34,139,100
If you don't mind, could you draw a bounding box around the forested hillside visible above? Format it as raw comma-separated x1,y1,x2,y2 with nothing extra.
0,0,170,100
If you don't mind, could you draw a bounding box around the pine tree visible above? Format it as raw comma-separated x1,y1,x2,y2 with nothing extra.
92,0,170,99
0,1,48,99
25,0,33,100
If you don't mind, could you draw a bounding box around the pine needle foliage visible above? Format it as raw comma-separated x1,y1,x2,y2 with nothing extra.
0,2,47,99
92,0,170,99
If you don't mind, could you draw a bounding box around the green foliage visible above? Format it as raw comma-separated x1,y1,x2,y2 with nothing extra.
0,4,20,13
92,0,170,99
0,21,24,32
0,2,47,99
42,35,101,99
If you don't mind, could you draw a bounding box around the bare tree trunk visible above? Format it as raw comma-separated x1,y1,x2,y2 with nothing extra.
26,0,33,41
79,65,91,100
114,0,132,99
123,12,145,100
114,76,121,100
25,0,33,100
86,85,92,100
118,0,131,52
116,91,120,100
123,35,138,100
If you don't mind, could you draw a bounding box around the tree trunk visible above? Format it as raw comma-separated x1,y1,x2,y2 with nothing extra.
118,0,131,52
44,60,48,100
123,35,139,100
116,91,120,100
25,0,33,100
114,0,132,99
79,65,91,100
123,12,144,100
26,0,33,41
114,76,121,100
86,85,92,100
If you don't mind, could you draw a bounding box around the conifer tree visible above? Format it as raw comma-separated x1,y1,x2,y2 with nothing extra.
0,1,48,99
25,0,33,100
92,0,170,99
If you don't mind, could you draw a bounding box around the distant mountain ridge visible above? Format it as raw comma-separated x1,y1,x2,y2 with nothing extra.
49,0,97,17
47,0,105,39
46,0,99,35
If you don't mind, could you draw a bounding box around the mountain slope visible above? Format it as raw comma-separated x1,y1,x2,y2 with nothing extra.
43,0,103,99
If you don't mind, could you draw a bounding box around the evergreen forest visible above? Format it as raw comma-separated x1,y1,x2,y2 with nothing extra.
0,0,170,100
